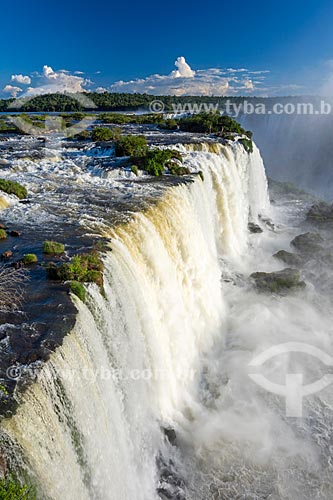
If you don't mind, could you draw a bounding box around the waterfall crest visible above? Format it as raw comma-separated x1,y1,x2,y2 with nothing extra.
2,142,270,499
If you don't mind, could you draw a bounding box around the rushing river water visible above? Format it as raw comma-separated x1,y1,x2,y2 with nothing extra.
0,129,332,499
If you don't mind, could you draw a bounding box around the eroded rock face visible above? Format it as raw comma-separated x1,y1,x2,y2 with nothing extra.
290,232,324,255
250,268,306,294
273,250,302,266
307,201,333,221
248,222,263,234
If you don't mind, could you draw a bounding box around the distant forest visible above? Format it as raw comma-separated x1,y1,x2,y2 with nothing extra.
0,93,326,113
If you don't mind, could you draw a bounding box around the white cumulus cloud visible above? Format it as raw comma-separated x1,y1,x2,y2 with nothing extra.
170,56,196,78
11,74,31,85
7,65,91,97
109,56,268,96
3,85,22,97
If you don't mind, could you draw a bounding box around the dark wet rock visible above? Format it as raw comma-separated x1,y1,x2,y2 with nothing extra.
9,230,21,237
162,427,177,447
157,455,186,500
250,268,306,294
290,232,324,255
1,250,13,260
248,222,263,234
46,262,61,280
273,250,302,266
10,260,23,269
19,199,31,205
307,201,333,221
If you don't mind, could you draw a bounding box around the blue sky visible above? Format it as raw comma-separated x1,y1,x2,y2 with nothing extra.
1,0,333,97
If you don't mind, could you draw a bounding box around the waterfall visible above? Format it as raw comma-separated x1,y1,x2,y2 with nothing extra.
1,142,269,499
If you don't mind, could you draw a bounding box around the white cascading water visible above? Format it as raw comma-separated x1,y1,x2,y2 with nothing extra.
2,142,273,499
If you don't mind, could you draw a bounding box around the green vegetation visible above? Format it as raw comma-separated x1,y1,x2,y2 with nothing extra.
0,93,328,114
144,149,178,176
72,130,91,141
2,93,85,112
0,121,23,134
0,476,36,500
23,254,38,265
159,119,178,130
0,229,7,240
42,241,65,255
69,281,86,302
139,149,183,176
178,112,250,136
0,383,8,395
99,113,163,125
47,251,104,289
131,165,139,176
92,126,121,142
115,135,148,157
239,137,253,153
167,164,190,176
0,179,27,199
124,148,185,177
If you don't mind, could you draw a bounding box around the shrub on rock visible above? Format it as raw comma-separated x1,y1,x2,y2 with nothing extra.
115,135,148,157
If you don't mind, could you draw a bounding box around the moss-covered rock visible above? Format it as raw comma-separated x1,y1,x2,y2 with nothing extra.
0,179,27,200
69,281,86,302
0,229,7,240
42,241,65,255
23,254,38,265
251,268,306,294
273,250,302,266
248,222,263,234
290,232,324,255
